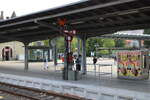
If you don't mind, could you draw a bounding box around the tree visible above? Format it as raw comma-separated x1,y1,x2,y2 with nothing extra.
86,38,116,56
43,40,49,46
115,39,125,47
86,37,103,56
144,29,150,47
55,37,78,53
71,38,78,52
100,39,115,55
102,39,115,47
56,37,65,53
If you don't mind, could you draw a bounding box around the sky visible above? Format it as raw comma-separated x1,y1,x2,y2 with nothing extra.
0,0,83,18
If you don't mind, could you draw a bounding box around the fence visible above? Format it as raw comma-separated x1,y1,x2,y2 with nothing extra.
56,62,113,79
86,63,113,79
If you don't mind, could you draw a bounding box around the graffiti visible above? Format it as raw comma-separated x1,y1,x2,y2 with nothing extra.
118,51,141,78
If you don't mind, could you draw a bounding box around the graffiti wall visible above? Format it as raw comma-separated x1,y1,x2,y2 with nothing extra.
117,51,142,79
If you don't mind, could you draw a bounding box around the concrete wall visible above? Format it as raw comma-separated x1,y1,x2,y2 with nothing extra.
0,73,149,100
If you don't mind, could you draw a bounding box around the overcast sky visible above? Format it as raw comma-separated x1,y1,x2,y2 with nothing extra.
0,0,83,18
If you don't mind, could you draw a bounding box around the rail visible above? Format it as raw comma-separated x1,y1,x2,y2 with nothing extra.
0,82,88,100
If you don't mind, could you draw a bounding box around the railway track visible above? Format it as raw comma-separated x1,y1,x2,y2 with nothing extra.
0,82,87,100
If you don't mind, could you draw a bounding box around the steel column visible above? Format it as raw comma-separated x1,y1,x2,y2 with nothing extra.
139,40,142,48
63,37,68,80
24,43,29,71
53,39,57,66
81,35,87,74
77,37,81,56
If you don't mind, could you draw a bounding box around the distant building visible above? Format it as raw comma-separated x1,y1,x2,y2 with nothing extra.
0,40,53,61
0,11,24,60
0,41,24,60
116,30,144,48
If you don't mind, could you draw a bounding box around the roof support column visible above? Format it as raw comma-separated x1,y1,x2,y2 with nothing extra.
49,39,53,61
63,37,68,80
24,42,29,71
81,35,87,74
53,39,57,66
77,37,81,56
139,40,142,48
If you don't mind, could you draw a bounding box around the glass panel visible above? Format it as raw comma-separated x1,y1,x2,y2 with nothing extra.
36,49,43,60
28,49,44,61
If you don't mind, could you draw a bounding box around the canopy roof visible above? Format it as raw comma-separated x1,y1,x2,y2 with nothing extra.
100,34,150,40
0,0,150,43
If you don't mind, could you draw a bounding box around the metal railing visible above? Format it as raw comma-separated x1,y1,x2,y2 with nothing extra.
56,62,113,79
86,63,113,79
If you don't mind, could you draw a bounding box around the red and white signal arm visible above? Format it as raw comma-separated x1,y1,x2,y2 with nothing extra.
72,30,76,35
67,36,72,41
64,30,76,36
64,29,76,42
64,30,69,33
66,36,73,42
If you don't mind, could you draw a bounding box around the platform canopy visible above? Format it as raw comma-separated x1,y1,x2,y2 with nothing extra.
97,47,141,50
0,0,150,43
100,34,150,40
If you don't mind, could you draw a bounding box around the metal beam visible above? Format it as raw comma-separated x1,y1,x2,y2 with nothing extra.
75,16,150,29
0,25,39,35
86,31,116,38
69,6,150,24
21,34,58,43
12,30,55,37
2,12,149,36
0,0,136,29
36,0,136,21
79,23,150,34
0,35,21,41
34,20,60,31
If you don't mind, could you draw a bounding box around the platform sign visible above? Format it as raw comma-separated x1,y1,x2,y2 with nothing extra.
117,51,143,79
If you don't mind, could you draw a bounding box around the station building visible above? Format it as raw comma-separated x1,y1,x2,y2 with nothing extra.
0,41,52,61
0,41,24,60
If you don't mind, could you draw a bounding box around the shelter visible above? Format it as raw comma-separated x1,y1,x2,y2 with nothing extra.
0,0,150,74
100,34,150,40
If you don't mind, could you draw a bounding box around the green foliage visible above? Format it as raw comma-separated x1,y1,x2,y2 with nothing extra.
31,36,118,56
86,37,103,56
56,37,65,53
144,29,150,47
102,39,115,47
55,37,79,53
43,40,49,46
144,29,150,34
101,39,115,55
71,38,78,52
115,39,125,47
86,38,116,56
99,50,109,55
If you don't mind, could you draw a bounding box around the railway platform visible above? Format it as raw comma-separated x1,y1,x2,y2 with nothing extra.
0,60,149,100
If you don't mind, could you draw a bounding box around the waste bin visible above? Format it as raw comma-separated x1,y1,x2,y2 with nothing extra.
68,70,79,80
62,68,68,80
